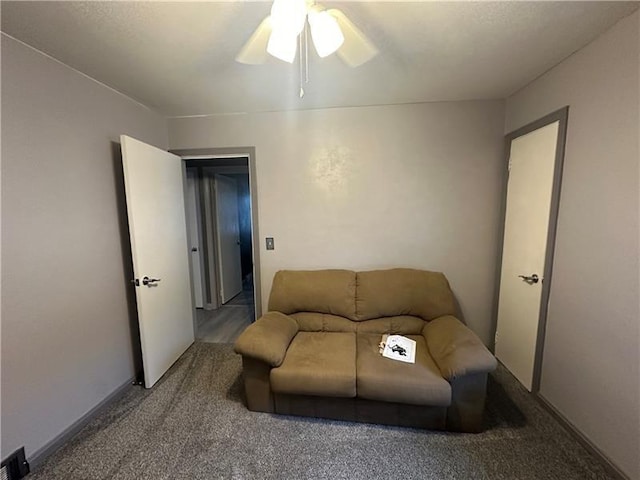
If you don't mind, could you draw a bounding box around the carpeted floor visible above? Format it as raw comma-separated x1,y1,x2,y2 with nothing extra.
28,343,615,480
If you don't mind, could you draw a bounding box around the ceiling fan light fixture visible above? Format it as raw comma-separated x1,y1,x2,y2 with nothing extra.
308,9,344,58
236,1,377,74
267,28,298,63
270,0,307,36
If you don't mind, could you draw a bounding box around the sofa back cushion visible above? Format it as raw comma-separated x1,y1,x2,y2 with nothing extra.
356,316,425,335
356,268,456,321
290,312,357,333
268,269,357,320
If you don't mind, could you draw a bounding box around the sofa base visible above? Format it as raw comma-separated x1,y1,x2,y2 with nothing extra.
240,356,488,433
274,393,447,430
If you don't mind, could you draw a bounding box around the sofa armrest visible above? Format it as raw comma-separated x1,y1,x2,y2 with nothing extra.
234,311,299,367
422,315,497,381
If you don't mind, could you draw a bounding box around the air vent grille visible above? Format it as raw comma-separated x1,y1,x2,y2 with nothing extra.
0,448,29,480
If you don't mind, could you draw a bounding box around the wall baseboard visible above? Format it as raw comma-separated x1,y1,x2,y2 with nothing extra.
28,377,135,470
534,393,630,480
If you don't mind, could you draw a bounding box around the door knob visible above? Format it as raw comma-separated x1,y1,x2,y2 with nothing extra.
142,276,161,286
518,274,539,284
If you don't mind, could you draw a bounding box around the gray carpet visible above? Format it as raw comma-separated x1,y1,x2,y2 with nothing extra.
29,343,615,480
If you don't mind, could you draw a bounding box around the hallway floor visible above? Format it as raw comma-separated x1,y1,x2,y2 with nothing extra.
195,285,255,344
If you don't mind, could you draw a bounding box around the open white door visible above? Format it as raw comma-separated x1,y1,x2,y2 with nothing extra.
495,121,559,391
121,135,194,388
214,174,243,303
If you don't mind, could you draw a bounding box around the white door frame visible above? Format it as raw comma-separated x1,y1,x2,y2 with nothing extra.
199,170,220,310
172,147,262,321
493,106,569,393
185,169,205,308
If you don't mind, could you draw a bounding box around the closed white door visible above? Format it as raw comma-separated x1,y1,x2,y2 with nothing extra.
121,135,194,388
185,169,204,308
214,174,243,303
495,121,560,391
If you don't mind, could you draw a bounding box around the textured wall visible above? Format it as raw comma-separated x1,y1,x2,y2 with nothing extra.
169,100,505,345
505,11,639,479
1,35,168,459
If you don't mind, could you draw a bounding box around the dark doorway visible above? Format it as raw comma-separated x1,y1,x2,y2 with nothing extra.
183,157,256,343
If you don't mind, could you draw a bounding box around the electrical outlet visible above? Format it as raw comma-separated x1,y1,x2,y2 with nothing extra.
265,237,275,250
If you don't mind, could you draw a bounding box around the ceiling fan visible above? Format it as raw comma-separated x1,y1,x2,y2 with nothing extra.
236,0,378,67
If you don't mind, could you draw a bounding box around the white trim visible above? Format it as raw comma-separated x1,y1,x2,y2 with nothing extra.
166,98,512,120
180,154,250,160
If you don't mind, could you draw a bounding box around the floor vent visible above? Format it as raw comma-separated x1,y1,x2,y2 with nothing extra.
1,447,29,480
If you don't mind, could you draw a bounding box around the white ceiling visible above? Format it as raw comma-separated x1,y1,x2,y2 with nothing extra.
1,1,637,117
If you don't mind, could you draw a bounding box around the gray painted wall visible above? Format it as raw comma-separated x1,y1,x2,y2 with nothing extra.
6,9,635,474
1,35,168,459
168,100,506,345
505,11,639,479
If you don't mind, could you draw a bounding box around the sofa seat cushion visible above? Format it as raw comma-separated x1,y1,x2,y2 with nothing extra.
271,332,356,398
356,334,451,406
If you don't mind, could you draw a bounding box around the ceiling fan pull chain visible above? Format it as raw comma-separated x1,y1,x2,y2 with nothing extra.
304,22,309,84
299,30,305,98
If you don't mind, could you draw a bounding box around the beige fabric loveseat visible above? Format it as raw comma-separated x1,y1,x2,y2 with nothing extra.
234,268,497,432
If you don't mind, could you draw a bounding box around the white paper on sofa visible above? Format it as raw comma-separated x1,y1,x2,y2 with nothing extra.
381,335,416,363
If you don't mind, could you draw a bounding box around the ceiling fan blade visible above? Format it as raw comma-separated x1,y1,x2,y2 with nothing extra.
236,16,272,65
327,9,378,67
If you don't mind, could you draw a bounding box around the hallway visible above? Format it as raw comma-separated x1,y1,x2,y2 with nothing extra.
195,287,254,343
